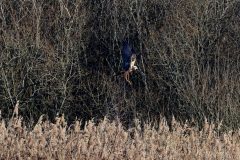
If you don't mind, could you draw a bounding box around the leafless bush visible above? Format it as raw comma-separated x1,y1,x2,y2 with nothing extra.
0,0,239,129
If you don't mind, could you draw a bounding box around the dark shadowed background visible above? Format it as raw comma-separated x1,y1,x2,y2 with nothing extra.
0,0,239,130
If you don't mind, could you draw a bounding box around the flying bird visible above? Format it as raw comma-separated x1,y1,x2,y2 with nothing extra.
121,40,138,85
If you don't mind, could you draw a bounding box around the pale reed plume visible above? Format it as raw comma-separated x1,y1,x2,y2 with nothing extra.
13,100,19,117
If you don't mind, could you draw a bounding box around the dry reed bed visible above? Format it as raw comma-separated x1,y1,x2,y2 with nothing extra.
1,114,240,160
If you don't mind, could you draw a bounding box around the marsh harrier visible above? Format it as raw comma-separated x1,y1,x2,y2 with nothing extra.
121,40,138,85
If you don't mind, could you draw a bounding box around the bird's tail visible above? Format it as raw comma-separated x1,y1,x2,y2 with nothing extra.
112,67,148,90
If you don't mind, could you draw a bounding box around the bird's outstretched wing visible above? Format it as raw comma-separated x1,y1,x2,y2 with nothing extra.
121,40,135,71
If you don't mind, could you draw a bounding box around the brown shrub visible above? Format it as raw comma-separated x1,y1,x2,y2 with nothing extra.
0,0,239,129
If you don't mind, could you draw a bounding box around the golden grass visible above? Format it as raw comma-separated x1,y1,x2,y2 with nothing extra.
1,112,240,160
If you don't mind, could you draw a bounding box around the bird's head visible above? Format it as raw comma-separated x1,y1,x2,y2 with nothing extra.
129,65,138,73
132,65,138,71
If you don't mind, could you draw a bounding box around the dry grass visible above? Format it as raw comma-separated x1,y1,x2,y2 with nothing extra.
1,105,240,160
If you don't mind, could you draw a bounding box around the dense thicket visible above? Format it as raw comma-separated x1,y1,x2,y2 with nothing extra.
0,0,239,129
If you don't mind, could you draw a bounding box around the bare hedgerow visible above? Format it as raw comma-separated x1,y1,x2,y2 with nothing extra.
0,0,239,132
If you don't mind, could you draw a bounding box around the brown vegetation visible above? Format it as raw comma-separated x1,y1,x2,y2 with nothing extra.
0,0,240,130
1,109,240,159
